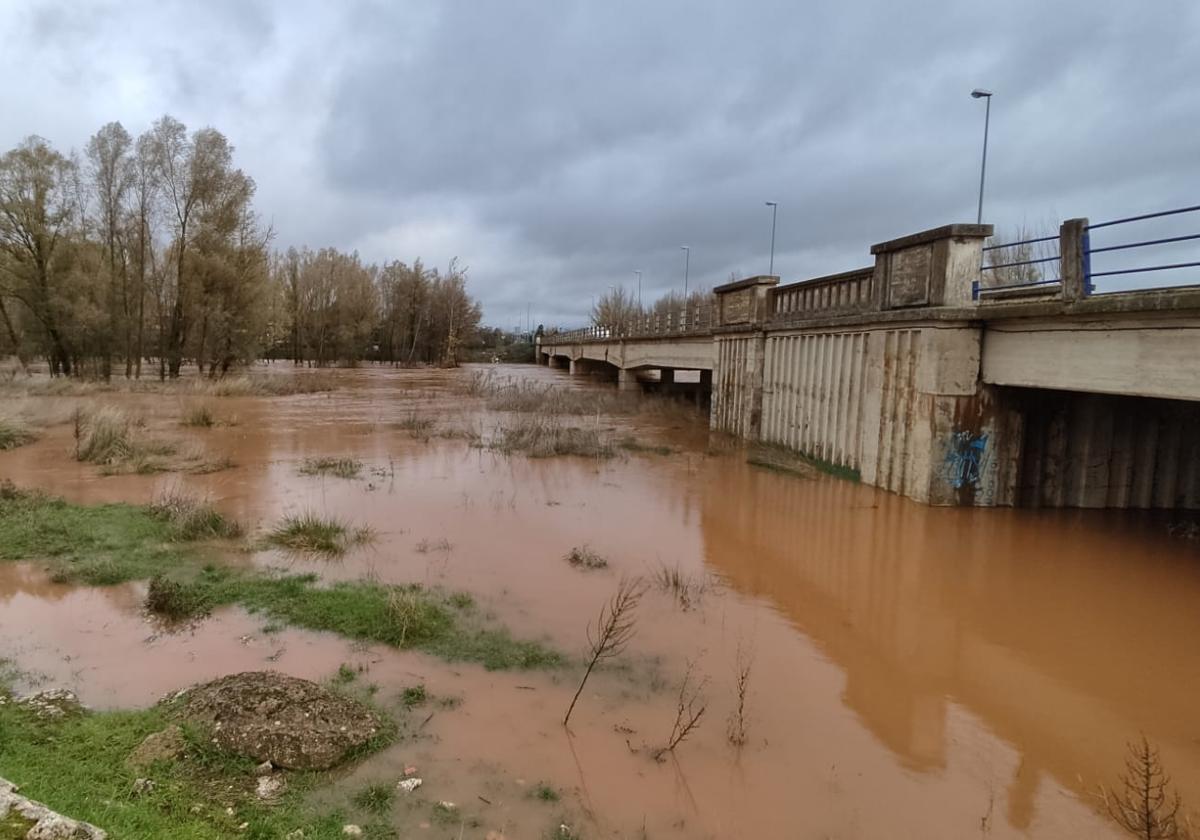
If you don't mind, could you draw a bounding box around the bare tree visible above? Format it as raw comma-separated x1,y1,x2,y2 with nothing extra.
654,660,707,761
1102,736,1182,839
86,121,133,378
563,576,646,726
726,642,753,747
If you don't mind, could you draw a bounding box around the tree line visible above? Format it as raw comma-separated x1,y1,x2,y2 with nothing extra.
0,117,481,379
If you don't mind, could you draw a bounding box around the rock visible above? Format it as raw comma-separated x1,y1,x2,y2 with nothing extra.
174,671,381,771
284,831,305,839
255,775,285,800
127,725,187,768
0,777,107,839
342,826,363,837
130,778,155,798
17,689,85,720
397,777,422,793
254,760,274,777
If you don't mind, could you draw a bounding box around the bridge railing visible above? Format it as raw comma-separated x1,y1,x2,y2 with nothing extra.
1084,205,1200,295
974,232,1062,300
542,303,717,344
769,267,876,320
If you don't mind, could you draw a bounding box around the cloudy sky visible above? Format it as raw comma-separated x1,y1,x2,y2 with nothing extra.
2,0,1197,326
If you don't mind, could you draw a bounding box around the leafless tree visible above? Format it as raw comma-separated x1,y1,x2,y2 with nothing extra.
654,660,707,761
563,576,646,726
1102,736,1183,839
726,642,753,747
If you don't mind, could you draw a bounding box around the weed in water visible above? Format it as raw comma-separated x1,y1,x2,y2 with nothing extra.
532,783,560,802
144,574,211,620
267,512,374,555
299,457,363,479
727,642,754,747
181,404,217,428
653,660,707,762
650,561,709,611
415,538,453,554
352,782,395,815
0,416,35,450
149,487,242,540
617,436,673,456
395,413,434,438
335,663,359,684
74,406,181,473
564,545,608,570
564,576,646,725
401,685,427,707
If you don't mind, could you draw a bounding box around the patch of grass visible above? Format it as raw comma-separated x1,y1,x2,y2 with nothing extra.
73,406,180,474
0,416,35,450
651,562,710,611
490,416,615,459
298,457,362,479
0,488,561,671
0,690,374,839
335,663,358,685
401,685,427,707
0,482,199,585
617,436,673,456
266,512,374,555
352,783,394,815
532,783,560,802
394,413,434,438
564,545,607,570
145,574,211,620
182,404,217,428
149,488,242,540
747,445,860,482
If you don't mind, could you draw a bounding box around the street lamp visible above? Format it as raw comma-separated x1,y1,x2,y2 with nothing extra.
765,201,778,276
971,88,993,225
680,245,690,300
633,270,642,308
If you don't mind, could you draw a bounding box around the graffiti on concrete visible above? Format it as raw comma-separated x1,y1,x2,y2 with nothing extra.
944,431,989,490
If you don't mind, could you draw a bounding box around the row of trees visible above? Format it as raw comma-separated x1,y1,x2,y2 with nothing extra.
0,117,482,379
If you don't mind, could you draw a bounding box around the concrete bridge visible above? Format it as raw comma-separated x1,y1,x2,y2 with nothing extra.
537,220,1200,509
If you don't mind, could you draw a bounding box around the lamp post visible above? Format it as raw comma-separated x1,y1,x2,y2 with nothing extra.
680,245,690,299
765,201,778,275
971,88,993,225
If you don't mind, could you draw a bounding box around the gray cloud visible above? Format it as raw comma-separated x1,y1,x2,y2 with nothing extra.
2,0,1198,326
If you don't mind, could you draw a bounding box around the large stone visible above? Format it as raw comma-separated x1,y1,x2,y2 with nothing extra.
0,778,107,839
174,671,381,770
127,724,187,768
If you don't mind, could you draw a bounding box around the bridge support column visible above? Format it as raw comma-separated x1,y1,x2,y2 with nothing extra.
660,368,675,385
569,358,579,375
617,368,640,391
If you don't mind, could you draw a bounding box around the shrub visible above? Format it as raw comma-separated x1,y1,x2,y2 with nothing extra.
564,546,608,570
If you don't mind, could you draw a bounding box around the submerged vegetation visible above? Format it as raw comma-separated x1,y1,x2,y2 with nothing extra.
299,456,363,479
0,484,560,670
564,545,608,570
149,487,242,541
0,415,35,450
266,512,374,555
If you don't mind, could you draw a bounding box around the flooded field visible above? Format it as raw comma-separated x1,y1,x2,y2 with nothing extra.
1,363,1199,839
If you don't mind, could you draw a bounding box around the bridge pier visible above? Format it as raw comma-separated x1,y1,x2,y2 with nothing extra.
617,369,640,391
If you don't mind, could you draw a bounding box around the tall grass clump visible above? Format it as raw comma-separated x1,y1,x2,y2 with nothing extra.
466,372,636,416
148,487,242,540
181,404,217,427
0,416,35,450
299,457,362,479
492,416,614,459
267,512,374,555
73,406,176,472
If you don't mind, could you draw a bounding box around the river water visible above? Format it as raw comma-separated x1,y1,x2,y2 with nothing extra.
1,363,1197,839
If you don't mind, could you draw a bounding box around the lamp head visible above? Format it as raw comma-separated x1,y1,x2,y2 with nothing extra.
971,88,993,99
765,201,777,207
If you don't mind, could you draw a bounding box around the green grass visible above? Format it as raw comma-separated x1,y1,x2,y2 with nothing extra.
747,445,861,482
149,489,242,541
0,483,198,585
401,685,427,707
351,783,395,815
298,457,363,480
0,486,562,671
0,693,365,839
532,782,560,802
267,512,373,555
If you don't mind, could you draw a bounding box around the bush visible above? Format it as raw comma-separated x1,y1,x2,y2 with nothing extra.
145,574,210,619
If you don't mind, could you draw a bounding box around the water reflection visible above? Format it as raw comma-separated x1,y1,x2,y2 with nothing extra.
700,460,1200,823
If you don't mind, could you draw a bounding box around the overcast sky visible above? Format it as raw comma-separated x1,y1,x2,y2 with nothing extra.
2,0,1197,326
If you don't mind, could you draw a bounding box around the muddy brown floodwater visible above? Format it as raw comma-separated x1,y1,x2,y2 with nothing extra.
2,363,1199,839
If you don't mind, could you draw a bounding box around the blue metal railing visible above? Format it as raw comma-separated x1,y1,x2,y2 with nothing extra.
1084,205,1200,295
974,233,1062,300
